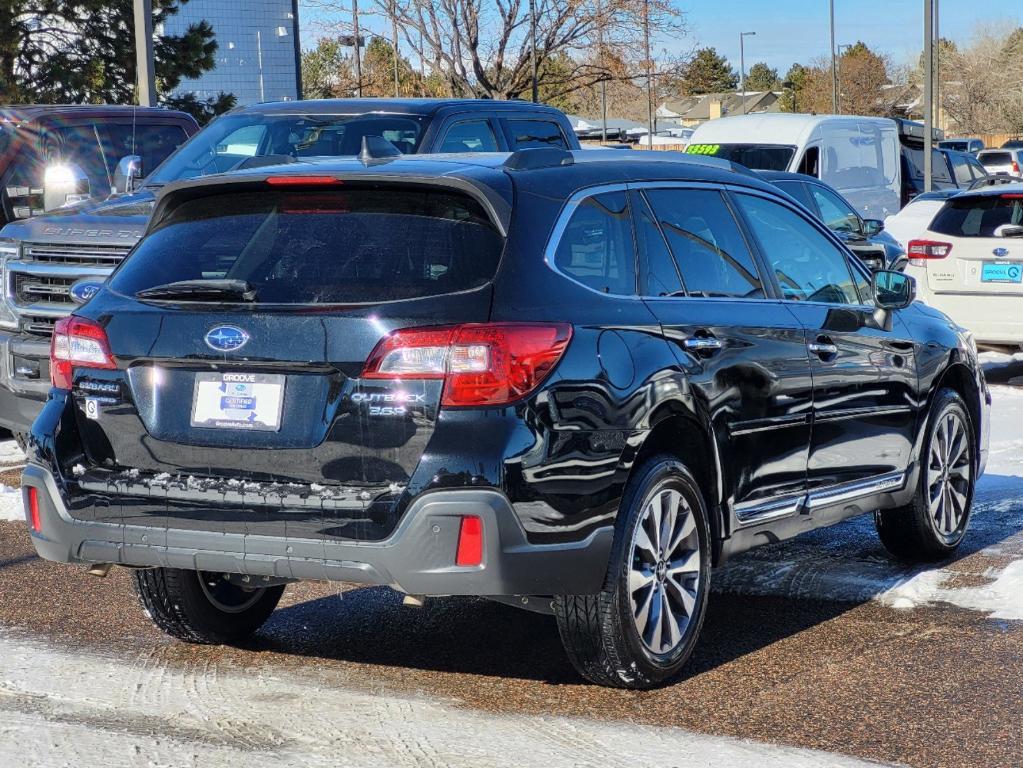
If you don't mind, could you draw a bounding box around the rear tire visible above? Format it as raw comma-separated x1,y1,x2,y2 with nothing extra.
875,388,976,562
554,456,711,689
132,568,284,644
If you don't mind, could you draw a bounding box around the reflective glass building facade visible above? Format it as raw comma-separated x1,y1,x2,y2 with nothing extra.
163,0,302,105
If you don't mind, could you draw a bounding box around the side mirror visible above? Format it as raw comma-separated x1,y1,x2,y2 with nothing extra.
113,155,143,194
862,218,884,237
873,269,915,310
42,163,90,211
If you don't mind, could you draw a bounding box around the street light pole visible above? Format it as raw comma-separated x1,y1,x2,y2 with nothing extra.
390,0,400,98
644,0,653,142
836,43,850,113
352,0,363,97
740,31,756,115
924,0,934,192
829,0,838,113
529,0,538,103
132,0,157,106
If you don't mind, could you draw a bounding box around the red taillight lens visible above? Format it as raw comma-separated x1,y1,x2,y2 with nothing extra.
361,323,572,407
455,515,483,567
50,316,116,389
26,486,40,532
907,239,953,266
1013,161,1020,174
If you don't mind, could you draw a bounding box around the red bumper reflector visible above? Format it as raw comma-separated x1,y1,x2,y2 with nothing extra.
455,515,483,567
27,487,40,532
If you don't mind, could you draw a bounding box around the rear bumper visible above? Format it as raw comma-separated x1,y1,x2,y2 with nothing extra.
22,463,614,597
916,290,1023,346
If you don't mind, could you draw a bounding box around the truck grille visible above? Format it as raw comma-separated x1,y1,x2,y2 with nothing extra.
14,273,75,305
20,315,58,336
21,242,132,267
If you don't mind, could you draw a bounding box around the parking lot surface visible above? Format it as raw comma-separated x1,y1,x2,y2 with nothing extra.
2,361,1023,767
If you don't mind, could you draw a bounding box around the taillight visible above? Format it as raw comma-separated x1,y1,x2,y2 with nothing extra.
50,316,116,389
362,323,572,407
907,239,953,267
26,486,40,532
1013,161,1020,174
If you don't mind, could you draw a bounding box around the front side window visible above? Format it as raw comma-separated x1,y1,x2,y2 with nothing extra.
553,191,635,295
438,120,499,153
645,188,763,299
809,184,861,234
950,155,974,186
736,193,860,305
110,187,503,304
506,120,568,150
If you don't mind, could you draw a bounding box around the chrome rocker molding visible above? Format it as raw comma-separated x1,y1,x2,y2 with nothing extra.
735,471,907,528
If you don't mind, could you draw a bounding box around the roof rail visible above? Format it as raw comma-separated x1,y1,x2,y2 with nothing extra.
359,135,402,166
967,174,1020,191
502,147,574,171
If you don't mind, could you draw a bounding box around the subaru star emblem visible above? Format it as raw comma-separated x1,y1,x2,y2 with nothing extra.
204,325,250,352
69,279,104,305
993,247,1010,258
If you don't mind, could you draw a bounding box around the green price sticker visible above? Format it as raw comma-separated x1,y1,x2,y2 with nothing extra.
685,144,721,155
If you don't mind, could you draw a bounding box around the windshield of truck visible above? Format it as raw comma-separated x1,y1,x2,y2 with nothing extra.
685,143,795,171
110,187,503,304
145,113,427,186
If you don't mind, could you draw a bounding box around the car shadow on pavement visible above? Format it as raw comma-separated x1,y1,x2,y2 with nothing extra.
255,470,1023,685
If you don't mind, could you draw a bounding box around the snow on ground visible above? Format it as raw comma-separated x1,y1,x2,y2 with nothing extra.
0,485,22,522
0,631,885,768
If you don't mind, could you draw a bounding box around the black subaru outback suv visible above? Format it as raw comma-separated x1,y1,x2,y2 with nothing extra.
23,149,990,688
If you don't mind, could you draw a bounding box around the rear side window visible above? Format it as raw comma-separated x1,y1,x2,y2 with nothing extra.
930,195,1023,238
735,193,860,305
506,120,568,150
553,191,635,295
110,187,504,304
645,188,763,299
438,120,499,153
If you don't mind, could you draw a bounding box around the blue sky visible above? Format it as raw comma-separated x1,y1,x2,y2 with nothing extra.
299,1,1023,73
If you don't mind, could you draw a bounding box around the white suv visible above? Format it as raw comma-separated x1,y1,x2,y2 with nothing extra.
977,148,1023,177
905,184,1023,350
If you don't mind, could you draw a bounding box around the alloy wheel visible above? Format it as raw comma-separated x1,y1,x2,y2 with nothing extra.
927,410,972,538
629,487,702,655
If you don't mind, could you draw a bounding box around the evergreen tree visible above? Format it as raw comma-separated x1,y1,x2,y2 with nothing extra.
744,62,779,92
681,48,738,95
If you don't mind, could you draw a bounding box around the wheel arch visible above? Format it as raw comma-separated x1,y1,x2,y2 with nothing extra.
625,405,725,562
929,360,983,454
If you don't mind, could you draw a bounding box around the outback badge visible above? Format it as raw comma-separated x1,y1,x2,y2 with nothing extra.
205,325,250,352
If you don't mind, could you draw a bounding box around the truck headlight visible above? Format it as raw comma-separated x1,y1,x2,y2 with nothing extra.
0,239,19,330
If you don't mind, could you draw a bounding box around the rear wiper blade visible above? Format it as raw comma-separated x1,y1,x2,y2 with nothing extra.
135,279,257,302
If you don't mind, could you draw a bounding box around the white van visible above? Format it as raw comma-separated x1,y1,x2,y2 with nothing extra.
685,114,902,219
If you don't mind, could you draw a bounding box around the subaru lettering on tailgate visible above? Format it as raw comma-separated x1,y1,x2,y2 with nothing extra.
204,326,250,352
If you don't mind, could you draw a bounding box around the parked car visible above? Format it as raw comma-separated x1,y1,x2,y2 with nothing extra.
23,148,989,689
903,183,1023,352
760,170,906,271
977,148,1022,177
0,105,198,228
898,122,990,203
883,189,960,250
685,114,902,219
939,138,984,154
0,98,580,439
1001,139,1023,149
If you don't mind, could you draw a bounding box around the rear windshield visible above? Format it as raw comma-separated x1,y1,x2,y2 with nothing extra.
940,141,969,152
930,195,1023,238
686,143,795,171
979,152,1012,167
110,187,504,304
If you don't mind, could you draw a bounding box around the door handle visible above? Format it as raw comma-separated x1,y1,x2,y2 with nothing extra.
683,337,724,353
807,340,838,358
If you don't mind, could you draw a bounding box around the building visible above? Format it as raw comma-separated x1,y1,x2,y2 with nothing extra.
161,0,302,105
657,91,782,128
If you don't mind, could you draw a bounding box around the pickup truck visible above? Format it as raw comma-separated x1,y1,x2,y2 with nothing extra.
0,98,580,437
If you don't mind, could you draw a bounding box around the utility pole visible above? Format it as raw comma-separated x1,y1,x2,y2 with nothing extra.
740,31,756,115
529,0,538,102
133,0,157,106
390,0,400,97
644,0,653,143
924,0,934,192
829,0,837,113
353,0,363,97
836,43,850,113
257,30,265,101
933,0,940,130
598,0,606,142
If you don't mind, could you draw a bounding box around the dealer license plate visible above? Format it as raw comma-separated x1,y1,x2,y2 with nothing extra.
190,372,285,431
981,262,1023,283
